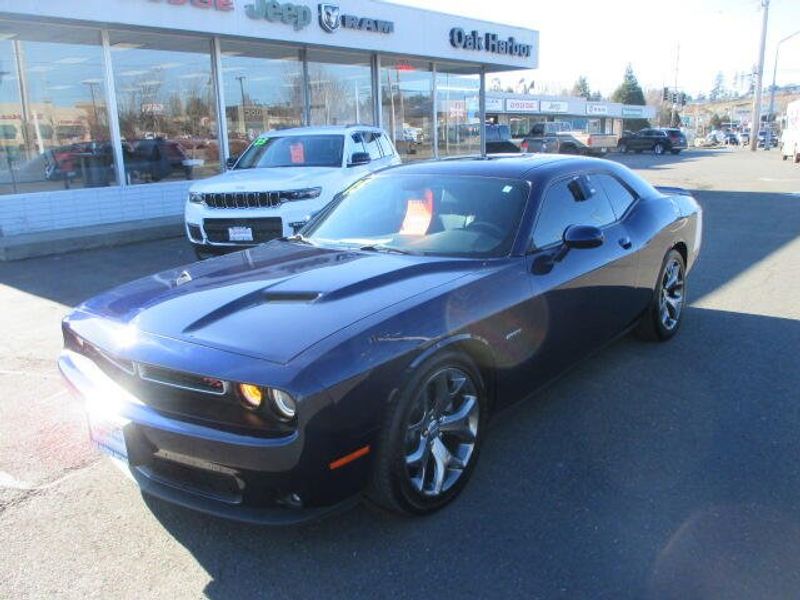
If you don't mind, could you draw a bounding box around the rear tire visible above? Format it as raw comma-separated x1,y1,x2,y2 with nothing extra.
635,249,686,342
618,142,628,154
368,351,488,516
670,149,681,155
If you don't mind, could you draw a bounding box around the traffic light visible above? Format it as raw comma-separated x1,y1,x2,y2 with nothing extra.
671,92,679,104
663,87,669,101
679,93,687,106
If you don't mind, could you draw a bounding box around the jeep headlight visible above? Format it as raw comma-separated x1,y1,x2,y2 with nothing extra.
188,192,205,204
283,187,322,201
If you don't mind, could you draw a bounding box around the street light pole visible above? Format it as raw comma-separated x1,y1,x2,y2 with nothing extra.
749,0,769,151
765,29,800,149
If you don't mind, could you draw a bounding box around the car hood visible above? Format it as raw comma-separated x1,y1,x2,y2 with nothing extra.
76,243,477,364
189,167,342,193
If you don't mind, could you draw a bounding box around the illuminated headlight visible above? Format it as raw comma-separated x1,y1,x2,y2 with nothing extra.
270,389,297,420
283,187,321,201
188,192,205,204
237,384,296,420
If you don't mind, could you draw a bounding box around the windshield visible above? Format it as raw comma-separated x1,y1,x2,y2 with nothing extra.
235,135,344,169
304,174,530,258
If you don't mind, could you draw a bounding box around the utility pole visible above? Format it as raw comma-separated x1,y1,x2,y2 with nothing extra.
671,43,680,128
750,0,769,151
766,29,800,149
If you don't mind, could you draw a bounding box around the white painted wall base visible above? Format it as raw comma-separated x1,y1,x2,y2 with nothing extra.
0,181,191,238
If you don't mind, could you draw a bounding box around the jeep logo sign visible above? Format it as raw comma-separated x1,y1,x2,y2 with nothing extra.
449,28,532,58
318,3,394,34
245,0,312,30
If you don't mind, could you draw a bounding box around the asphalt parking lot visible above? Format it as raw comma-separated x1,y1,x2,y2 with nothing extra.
1,148,799,599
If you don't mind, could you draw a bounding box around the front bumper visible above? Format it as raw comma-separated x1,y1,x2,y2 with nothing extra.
58,350,364,524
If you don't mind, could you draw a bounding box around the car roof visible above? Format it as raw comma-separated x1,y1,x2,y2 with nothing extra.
259,125,384,137
375,154,615,180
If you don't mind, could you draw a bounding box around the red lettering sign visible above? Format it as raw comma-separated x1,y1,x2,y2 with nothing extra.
151,0,234,10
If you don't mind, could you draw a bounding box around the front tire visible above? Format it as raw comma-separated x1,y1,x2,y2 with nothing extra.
369,351,488,516
654,143,665,155
635,249,687,342
618,142,628,154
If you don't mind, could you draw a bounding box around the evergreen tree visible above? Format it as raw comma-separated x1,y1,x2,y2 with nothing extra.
710,72,725,101
611,64,649,130
571,76,591,99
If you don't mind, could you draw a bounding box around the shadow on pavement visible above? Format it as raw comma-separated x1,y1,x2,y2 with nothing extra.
610,148,729,171
0,237,192,308
145,306,800,599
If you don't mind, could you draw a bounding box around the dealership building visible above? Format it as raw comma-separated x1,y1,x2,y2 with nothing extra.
0,0,651,259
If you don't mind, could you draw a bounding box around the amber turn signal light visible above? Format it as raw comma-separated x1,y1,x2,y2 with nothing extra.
238,383,263,409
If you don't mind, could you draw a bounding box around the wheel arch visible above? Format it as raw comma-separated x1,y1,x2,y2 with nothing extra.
672,240,688,265
407,334,498,414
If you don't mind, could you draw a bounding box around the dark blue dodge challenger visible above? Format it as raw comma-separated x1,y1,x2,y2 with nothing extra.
59,155,702,523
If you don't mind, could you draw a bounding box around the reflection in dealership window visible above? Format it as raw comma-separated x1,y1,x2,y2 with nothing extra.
109,31,219,185
307,50,373,127
220,41,303,160
436,69,480,157
0,21,117,195
381,59,433,161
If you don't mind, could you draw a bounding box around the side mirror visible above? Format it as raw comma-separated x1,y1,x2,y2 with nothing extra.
564,224,604,249
348,152,371,167
226,155,239,170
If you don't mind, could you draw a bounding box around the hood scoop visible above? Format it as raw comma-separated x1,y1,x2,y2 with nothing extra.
182,288,320,334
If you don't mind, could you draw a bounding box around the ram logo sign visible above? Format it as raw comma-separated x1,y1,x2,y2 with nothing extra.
318,4,394,34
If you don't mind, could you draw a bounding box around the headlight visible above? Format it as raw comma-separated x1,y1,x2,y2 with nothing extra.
237,383,296,421
188,192,205,204
283,187,321,201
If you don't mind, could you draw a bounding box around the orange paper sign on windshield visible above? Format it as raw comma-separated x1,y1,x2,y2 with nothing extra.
289,142,305,164
400,189,434,235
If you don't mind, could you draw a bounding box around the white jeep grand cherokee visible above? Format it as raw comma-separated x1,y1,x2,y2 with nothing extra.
185,125,400,257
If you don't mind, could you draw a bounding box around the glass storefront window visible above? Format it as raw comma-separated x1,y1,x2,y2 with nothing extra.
381,58,433,161
0,21,116,195
307,50,373,127
220,40,302,160
109,31,219,184
436,68,480,157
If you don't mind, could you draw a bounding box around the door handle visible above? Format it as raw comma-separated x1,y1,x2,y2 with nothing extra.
618,237,633,250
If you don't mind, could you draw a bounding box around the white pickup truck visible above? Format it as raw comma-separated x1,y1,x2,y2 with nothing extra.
185,125,400,258
520,121,619,156
780,100,800,163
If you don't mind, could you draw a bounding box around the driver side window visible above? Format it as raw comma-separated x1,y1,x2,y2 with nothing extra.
532,175,616,248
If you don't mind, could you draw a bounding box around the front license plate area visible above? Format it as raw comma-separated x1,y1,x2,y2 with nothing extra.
228,226,253,242
88,412,129,462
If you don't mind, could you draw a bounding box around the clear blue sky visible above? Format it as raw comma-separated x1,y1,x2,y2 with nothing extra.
393,0,800,97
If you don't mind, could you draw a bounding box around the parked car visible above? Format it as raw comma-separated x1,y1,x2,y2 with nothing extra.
126,138,196,182
617,128,687,155
485,123,521,153
736,130,751,146
757,130,779,149
723,131,739,146
59,155,702,523
521,121,618,156
185,125,401,258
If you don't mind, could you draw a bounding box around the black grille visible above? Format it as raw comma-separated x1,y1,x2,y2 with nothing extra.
202,191,282,209
138,363,228,395
203,217,283,244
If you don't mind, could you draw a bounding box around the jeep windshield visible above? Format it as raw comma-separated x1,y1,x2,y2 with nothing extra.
235,134,344,169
